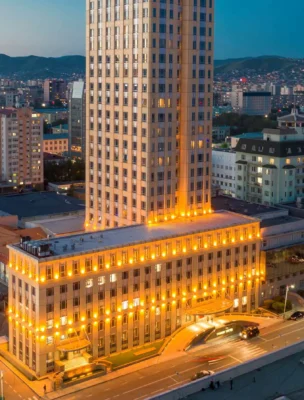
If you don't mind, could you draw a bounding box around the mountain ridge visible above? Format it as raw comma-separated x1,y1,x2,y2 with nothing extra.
0,54,303,79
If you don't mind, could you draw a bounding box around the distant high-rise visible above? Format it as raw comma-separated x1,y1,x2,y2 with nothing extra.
242,92,271,116
44,79,67,103
68,80,86,159
86,0,214,230
0,108,44,188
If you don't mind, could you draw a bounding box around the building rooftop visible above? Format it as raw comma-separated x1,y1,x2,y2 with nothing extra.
34,108,67,114
0,192,84,219
188,349,304,400
234,132,263,140
9,211,258,260
212,196,279,217
260,215,301,228
243,91,271,97
278,108,304,123
235,138,304,157
43,133,69,140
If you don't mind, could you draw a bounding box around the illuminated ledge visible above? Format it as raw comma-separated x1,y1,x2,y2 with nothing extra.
185,298,234,316
9,210,259,260
57,339,90,352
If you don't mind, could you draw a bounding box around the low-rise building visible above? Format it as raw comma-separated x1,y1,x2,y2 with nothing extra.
7,212,261,377
212,126,230,143
43,133,69,156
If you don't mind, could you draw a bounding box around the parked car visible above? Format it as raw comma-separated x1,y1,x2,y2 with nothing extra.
191,370,215,381
239,326,260,340
289,311,304,321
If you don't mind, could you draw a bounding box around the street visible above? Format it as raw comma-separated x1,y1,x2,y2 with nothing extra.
0,357,39,400
61,318,304,400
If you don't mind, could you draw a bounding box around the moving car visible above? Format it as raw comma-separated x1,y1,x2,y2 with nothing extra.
239,326,260,340
289,311,304,321
191,370,215,381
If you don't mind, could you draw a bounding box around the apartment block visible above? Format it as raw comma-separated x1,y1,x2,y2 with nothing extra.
68,80,86,159
86,0,214,230
0,108,44,189
8,211,261,376
235,109,304,205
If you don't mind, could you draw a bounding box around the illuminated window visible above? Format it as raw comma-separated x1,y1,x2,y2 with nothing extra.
122,300,128,310
286,159,290,165
257,157,263,163
133,298,140,307
110,273,117,283
155,264,161,272
86,279,93,288
60,316,67,326
269,158,275,165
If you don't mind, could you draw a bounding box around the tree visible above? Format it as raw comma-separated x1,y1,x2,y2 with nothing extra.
44,159,85,183
213,113,277,135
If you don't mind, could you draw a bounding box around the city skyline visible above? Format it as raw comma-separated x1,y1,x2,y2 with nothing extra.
0,0,303,60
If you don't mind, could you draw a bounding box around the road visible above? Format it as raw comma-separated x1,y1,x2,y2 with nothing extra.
0,357,39,400
61,318,304,400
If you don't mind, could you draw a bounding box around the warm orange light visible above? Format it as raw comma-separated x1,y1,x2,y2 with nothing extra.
140,256,145,262
129,258,133,264
182,247,186,253
55,274,59,280
152,298,155,304
68,320,72,326
81,325,86,330
68,271,72,277
164,216,168,221
172,293,176,298
22,270,25,275
129,311,133,316
240,236,244,241
222,288,225,291
140,301,144,306
249,234,252,240
172,300,176,305
231,278,234,283
203,285,207,290
40,276,45,283
93,266,98,272
181,212,185,217
29,274,32,279
257,232,260,238
162,295,165,301
213,241,217,247
171,215,176,220
209,209,212,214
94,313,98,319
193,287,197,293
194,211,197,216
106,318,110,322
151,306,155,310
182,297,186,302
193,245,198,251
162,252,166,257
148,220,152,224
204,243,208,249
193,294,197,299
118,307,121,312
222,280,226,285
106,310,110,315
93,321,98,326
172,249,176,255
187,212,191,217
222,240,226,245
81,316,86,322
106,263,110,269
232,238,235,243
81,268,85,274
203,210,207,215
213,283,216,287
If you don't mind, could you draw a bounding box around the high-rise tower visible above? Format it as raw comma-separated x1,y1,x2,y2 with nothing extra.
86,0,214,230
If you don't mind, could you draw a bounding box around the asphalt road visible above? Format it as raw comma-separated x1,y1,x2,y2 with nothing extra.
61,318,304,400
0,358,39,400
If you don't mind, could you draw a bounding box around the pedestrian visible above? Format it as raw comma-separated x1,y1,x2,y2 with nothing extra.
230,378,233,390
210,380,215,390
43,384,47,394
216,381,220,388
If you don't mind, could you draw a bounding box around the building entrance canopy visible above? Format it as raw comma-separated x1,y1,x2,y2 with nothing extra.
57,339,90,352
186,298,233,316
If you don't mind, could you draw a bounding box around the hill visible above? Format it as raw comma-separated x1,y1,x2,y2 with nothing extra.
0,54,85,79
214,55,303,74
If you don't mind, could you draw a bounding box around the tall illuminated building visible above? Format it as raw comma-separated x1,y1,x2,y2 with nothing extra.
86,0,214,230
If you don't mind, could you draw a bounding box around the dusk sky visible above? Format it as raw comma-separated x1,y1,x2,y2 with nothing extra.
0,0,303,60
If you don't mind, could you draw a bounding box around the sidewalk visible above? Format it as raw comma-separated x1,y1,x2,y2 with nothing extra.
0,314,284,400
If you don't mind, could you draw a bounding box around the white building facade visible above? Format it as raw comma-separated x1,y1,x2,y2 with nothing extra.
212,149,236,197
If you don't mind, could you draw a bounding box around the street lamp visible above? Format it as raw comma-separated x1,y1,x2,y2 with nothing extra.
284,284,295,320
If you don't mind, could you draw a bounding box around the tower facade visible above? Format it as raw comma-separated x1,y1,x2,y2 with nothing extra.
86,0,214,230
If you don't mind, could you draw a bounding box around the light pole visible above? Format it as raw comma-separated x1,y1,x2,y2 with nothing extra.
0,370,4,400
284,284,295,320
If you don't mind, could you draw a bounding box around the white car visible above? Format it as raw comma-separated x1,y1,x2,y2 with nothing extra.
191,370,215,381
